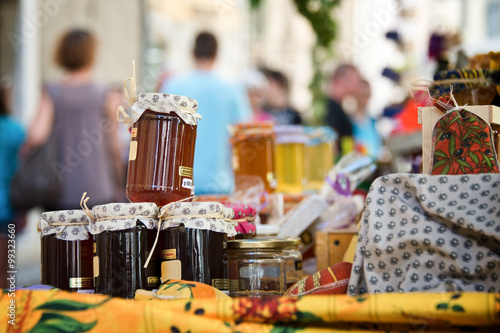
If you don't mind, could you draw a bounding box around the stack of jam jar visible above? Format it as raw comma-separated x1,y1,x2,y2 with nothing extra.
39,92,304,298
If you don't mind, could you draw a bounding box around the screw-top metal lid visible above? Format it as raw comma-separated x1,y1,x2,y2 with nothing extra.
227,239,285,250
281,237,301,248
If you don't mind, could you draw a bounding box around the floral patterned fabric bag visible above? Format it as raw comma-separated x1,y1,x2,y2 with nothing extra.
430,108,500,175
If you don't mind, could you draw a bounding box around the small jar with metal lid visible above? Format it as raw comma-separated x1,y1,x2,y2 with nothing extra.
38,210,93,292
90,202,161,299
281,237,303,289
226,239,285,297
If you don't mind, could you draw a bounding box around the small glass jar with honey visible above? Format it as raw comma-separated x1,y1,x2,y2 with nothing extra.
126,93,201,206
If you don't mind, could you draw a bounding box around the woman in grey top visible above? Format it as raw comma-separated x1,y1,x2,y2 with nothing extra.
25,29,124,209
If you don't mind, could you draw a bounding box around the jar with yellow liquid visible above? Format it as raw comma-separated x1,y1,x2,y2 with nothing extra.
274,125,307,194
230,122,276,193
304,126,336,191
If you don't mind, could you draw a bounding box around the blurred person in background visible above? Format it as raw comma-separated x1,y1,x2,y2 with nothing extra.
0,80,25,289
0,80,25,233
161,31,251,195
348,80,382,160
24,29,125,209
261,68,302,125
244,69,273,122
325,64,363,158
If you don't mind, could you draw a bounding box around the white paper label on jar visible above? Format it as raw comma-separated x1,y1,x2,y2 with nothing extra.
93,256,99,278
129,140,138,161
161,260,182,280
182,178,193,189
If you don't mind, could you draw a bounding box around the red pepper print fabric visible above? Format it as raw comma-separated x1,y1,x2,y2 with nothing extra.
430,108,500,175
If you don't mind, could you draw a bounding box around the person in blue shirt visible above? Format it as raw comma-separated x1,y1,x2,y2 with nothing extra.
160,32,251,195
349,80,382,160
0,83,25,234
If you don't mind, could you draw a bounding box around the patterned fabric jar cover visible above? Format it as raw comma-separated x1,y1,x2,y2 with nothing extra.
132,93,201,125
38,210,91,241
348,173,500,295
90,202,159,235
159,201,237,237
226,203,257,235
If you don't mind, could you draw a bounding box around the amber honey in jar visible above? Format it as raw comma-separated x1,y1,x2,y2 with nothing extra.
91,202,161,299
274,125,307,194
39,210,93,292
304,126,335,191
159,201,236,290
230,122,276,193
126,93,201,206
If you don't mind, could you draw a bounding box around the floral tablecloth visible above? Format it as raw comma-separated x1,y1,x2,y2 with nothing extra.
2,289,499,332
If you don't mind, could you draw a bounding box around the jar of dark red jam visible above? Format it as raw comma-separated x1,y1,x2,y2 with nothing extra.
159,201,236,290
126,93,201,206
90,202,161,299
39,210,93,292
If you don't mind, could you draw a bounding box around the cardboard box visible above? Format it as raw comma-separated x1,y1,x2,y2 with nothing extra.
315,226,357,271
418,105,500,174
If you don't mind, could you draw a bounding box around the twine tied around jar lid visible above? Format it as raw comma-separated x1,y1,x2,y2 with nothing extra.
143,196,196,268
118,61,201,127
80,192,96,222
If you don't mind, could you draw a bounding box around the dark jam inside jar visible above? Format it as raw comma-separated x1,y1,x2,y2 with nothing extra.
40,235,94,292
126,110,197,206
94,223,161,299
161,225,226,289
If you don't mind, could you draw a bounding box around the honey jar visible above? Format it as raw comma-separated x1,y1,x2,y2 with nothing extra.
126,93,201,206
304,126,335,191
274,125,307,194
39,210,93,292
230,122,276,193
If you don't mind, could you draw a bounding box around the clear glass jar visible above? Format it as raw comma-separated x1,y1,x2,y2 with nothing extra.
230,122,276,193
226,239,285,297
281,237,303,289
38,210,93,293
126,94,200,206
91,202,161,299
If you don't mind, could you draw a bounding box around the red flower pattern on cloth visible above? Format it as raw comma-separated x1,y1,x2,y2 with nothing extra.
430,108,500,175
233,296,299,323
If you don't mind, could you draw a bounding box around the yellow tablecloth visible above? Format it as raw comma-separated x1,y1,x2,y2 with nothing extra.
2,290,499,332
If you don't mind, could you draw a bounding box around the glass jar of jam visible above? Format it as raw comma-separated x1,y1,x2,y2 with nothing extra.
274,125,307,194
38,210,93,292
281,237,303,289
90,202,161,299
226,239,285,297
230,122,276,193
126,93,201,206
304,126,335,191
159,201,236,291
